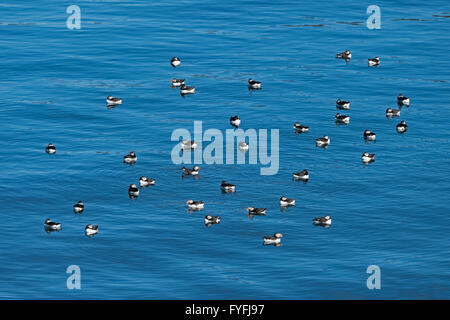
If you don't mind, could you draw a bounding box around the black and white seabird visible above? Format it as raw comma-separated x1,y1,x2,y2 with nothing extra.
171,57,181,67
280,196,295,207
248,78,262,89
73,201,84,213
44,218,61,230
246,207,266,216
362,152,375,163
180,84,195,95
45,143,56,154
205,215,221,225
139,176,155,187
182,166,200,175
335,113,350,124
128,184,139,197
230,115,241,128
181,139,197,150
368,57,380,66
336,49,351,60
386,107,401,118
263,233,283,245
186,199,204,210
293,122,309,133
363,130,376,141
171,78,185,87
316,135,330,147
238,142,249,151
397,94,410,106
313,215,332,225
85,224,98,236
293,170,309,180
221,180,236,192
396,120,408,133
106,96,122,106
336,99,350,110
123,151,137,163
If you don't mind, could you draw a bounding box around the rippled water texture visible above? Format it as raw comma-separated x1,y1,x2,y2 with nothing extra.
0,0,449,299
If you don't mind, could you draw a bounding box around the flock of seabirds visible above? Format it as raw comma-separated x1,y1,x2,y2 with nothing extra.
43,50,411,246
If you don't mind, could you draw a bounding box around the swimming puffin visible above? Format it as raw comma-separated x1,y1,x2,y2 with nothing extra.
186,199,204,210
106,96,122,106
205,215,221,226
386,107,401,118
397,94,410,106
182,166,200,175
396,120,408,133
45,143,56,154
180,84,195,95
368,57,380,66
123,151,137,163
248,78,262,89
280,196,295,207
85,224,98,236
221,180,236,192
181,140,197,150
336,99,350,110
73,201,84,213
263,233,283,245
139,176,155,187
238,142,249,151
362,152,375,163
246,207,266,216
44,219,61,230
230,115,241,128
293,170,309,180
316,135,330,147
171,78,185,87
335,113,350,124
364,130,376,141
293,122,309,133
313,215,332,225
128,184,139,197
336,49,351,60
171,57,181,67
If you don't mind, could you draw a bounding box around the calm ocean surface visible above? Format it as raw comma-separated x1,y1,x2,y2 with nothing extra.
0,0,449,299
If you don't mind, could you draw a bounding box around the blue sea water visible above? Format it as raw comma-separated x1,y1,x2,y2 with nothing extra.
0,0,449,299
